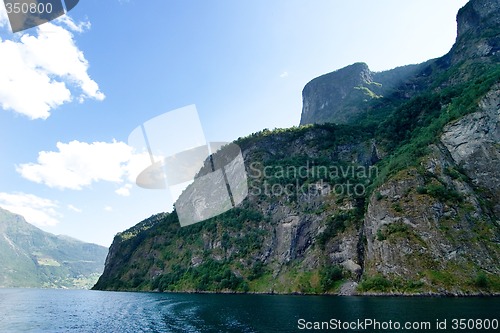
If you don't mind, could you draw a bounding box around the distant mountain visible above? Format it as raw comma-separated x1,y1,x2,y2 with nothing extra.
94,0,500,295
0,208,108,289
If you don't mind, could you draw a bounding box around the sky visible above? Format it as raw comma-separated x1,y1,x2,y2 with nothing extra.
0,0,469,247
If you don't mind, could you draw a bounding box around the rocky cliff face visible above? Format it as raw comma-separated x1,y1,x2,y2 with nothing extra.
300,63,378,125
441,84,500,218
94,126,380,293
363,86,500,291
299,62,427,126
95,0,500,295
449,0,500,65
456,0,500,40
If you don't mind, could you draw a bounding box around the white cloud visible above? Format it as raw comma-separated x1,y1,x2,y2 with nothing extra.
55,15,91,33
67,204,82,213
115,184,132,197
0,192,61,227
280,71,289,78
17,140,153,192
0,12,104,119
104,206,113,212
17,140,134,190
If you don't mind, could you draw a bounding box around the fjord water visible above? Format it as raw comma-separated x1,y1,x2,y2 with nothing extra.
0,289,498,333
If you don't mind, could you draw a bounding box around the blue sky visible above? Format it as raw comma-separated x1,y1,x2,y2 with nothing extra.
0,0,469,246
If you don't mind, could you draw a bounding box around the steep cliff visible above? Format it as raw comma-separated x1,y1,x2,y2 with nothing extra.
363,91,500,292
452,0,500,64
299,62,426,125
300,62,378,125
441,85,500,218
94,0,500,295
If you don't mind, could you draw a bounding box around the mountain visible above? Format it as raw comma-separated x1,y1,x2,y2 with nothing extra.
301,0,500,126
0,208,108,289
299,62,427,125
94,0,500,295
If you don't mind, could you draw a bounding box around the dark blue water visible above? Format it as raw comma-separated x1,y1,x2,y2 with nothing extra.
0,289,498,332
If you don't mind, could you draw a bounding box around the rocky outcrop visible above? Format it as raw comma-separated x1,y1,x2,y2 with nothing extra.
299,60,433,126
300,62,377,125
363,86,500,291
441,84,500,218
450,0,500,63
363,143,500,290
456,0,500,39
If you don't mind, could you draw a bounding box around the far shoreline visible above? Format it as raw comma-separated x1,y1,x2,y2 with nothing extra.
91,288,500,298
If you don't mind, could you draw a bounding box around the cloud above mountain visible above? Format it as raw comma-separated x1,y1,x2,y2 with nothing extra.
0,192,61,226
17,140,151,191
0,10,104,119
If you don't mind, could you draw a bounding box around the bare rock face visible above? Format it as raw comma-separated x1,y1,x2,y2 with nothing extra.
260,195,364,277
300,63,377,125
299,59,433,126
451,0,500,63
236,128,377,280
363,87,500,290
456,0,500,39
441,84,500,218
363,142,500,289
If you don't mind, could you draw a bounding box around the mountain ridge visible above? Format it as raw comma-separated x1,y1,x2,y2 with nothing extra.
0,207,108,289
